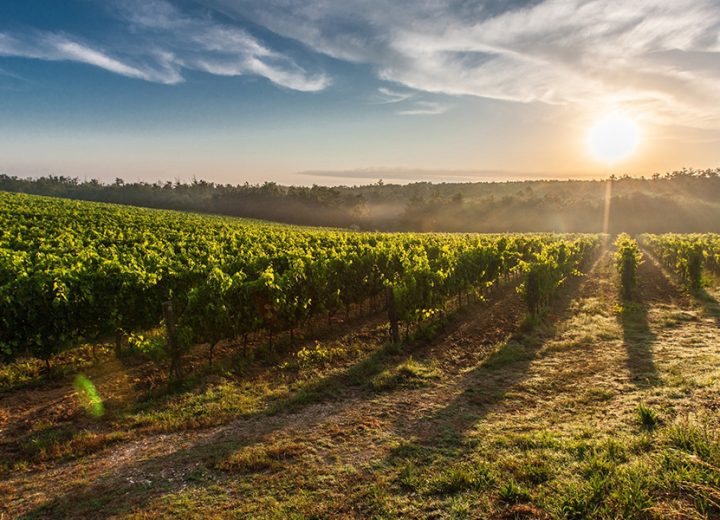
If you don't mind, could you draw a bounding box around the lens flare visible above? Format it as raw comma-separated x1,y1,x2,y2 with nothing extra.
74,374,104,418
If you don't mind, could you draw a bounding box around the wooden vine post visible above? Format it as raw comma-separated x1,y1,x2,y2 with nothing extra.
162,301,182,385
386,286,400,344
115,330,123,358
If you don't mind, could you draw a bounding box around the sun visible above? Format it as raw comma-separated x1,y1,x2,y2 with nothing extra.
587,112,640,164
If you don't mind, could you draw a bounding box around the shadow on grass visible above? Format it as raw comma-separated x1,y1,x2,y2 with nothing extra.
17,282,528,518
271,280,529,417
395,251,609,451
618,250,698,389
344,252,614,516
695,288,720,326
620,301,658,388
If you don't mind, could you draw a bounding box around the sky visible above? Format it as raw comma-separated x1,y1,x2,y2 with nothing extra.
1,0,719,186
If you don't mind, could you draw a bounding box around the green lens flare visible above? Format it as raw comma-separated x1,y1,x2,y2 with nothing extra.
74,374,104,418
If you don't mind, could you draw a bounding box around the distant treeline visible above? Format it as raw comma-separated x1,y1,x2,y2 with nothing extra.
2,168,720,233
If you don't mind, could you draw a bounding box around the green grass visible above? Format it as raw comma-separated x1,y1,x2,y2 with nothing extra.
424,460,495,495
218,441,307,473
370,357,440,391
482,338,535,370
498,479,531,505
16,425,129,464
636,403,661,430
363,419,720,518
0,344,109,394
126,380,272,431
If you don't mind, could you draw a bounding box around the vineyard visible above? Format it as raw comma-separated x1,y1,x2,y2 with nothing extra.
640,233,720,290
0,192,599,376
2,192,720,519
614,233,643,300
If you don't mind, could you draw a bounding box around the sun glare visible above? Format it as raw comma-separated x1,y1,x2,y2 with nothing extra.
587,112,640,164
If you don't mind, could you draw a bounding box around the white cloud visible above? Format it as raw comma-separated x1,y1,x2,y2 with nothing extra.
5,0,719,124
203,0,720,127
396,101,451,116
52,39,158,81
376,87,414,104
115,0,330,91
0,0,330,92
373,86,450,115
0,31,180,83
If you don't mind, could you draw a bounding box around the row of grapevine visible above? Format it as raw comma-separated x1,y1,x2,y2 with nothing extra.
705,236,720,274
521,238,599,314
0,192,600,368
614,234,642,300
639,234,720,290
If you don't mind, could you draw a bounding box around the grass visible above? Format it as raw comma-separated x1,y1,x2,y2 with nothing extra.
126,380,270,432
218,440,307,473
378,419,720,518
0,344,110,394
16,426,130,464
424,460,495,495
498,479,531,505
637,403,661,430
370,357,440,391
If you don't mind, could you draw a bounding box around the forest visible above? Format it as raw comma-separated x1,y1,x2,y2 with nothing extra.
2,168,720,232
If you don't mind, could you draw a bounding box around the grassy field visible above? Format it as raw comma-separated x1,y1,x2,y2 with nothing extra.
1,249,720,519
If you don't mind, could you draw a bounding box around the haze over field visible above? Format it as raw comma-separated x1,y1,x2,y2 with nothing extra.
3,169,720,233
1,0,720,185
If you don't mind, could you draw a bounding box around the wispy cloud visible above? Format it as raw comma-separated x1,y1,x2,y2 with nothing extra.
0,31,180,83
0,0,330,91
372,86,450,115
203,0,720,127
0,64,28,91
0,65,25,81
4,0,719,125
376,87,414,104
54,38,165,81
396,101,451,116
116,0,330,91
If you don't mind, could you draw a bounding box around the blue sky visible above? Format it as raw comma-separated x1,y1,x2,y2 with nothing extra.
1,0,719,185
